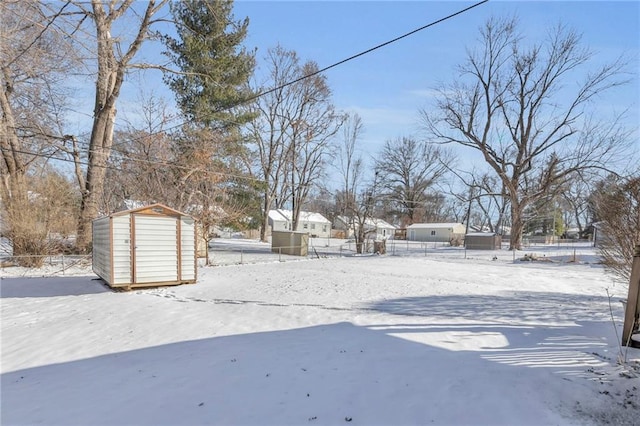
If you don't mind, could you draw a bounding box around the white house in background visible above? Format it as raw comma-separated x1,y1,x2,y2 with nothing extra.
334,216,396,240
406,222,466,243
368,218,396,240
268,209,331,238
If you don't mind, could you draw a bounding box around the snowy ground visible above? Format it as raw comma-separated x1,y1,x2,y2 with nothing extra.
1,241,639,425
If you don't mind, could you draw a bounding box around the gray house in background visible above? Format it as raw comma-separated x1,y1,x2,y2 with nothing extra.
406,222,466,243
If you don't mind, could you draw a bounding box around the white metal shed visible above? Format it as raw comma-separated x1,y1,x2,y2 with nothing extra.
92,203,197,289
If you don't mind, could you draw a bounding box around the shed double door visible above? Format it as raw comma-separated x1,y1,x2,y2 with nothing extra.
133,215,179,284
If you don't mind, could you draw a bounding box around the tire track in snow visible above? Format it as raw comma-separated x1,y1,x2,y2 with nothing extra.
143,289,364,313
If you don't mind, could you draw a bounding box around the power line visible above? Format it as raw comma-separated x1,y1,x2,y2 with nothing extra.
243,0,489,104
9,1,490,183
85,0,490,143
11,147,267,184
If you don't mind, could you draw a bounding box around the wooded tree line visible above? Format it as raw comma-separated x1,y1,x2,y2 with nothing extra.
1,1,637,278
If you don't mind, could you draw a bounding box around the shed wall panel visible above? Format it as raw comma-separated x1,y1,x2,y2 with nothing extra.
134,215,178,284
180,217,196,281
271,231,308,256
112,216,132,284
92,217,112,284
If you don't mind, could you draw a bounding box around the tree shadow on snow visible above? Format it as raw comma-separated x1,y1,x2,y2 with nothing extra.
364,291,618,325
1,319,625,426
0,276,110,298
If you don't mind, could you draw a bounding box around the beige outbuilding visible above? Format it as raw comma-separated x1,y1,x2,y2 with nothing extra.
465,232,502,250
92,203,197,289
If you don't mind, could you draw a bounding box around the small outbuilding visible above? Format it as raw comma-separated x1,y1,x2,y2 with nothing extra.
92,203,197,289
465,232,502,250
407,222,466,243
271,230,309,256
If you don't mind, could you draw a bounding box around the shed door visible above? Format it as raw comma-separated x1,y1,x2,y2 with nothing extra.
133,215,178,284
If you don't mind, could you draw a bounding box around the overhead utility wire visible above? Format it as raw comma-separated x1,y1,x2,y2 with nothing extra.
100,0,490,143
44,0,489,177
12,147,267,184
239,0,490,105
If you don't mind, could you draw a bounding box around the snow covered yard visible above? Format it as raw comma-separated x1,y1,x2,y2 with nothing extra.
1,247,639,425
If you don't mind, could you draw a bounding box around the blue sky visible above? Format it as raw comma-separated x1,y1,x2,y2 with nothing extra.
68,1,639,189
227,0,639,187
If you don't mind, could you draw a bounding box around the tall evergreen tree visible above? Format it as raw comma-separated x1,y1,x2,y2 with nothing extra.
162,0,255,127
162,0,257,248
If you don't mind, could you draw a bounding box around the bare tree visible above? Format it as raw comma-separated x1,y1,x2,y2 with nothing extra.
103,92,177,212
249,46,343,239
421,16,631,249
176,128,247,263
559,174,593,237
375,137,451,226
336,113,364,218
591,175,640,282
248,46,298,241
1,0,77,259
3,165,79,266
447,168,510,234
284,61,343,231
334,113,386,253
72,0,167,252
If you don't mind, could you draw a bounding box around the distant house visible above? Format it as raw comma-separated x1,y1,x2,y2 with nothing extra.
268,209,331,238
406,222,466,243
369,218,396,240
334,216,396,240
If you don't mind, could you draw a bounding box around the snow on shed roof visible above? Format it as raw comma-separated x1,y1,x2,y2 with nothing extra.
99,203,191,220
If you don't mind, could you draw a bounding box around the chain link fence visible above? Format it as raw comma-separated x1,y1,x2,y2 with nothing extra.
1,238,599,278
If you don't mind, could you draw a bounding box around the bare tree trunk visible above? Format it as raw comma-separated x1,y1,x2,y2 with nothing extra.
0,89,27,212
260,194,272,242
76,107,117,250
74,0,163,252
421,16,630,251
509,201,524,251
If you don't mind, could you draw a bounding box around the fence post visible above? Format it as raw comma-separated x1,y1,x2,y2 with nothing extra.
62,255,65,275
622,244,640,347
240,249,243,264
